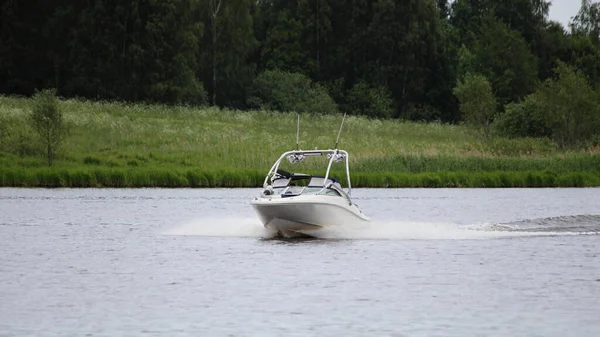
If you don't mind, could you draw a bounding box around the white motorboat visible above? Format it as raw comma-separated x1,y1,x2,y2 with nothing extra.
250,115,370,238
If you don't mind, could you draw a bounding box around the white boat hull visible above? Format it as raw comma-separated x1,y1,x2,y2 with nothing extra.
251,195,370,237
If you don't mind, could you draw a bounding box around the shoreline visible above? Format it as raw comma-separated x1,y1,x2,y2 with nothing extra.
1,168,598,188
2,96,599,189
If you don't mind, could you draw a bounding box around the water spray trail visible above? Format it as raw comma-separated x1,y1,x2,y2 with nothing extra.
163,215,600,240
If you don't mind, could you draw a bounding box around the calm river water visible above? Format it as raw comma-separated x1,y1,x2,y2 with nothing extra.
1,187,599,337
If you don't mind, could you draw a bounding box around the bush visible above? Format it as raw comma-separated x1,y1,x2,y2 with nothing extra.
494,98,551,139
453,73,497,138
248,69,338,114
346,81,395,119
30,88,67,166
496,62,600,148
534,62,600,148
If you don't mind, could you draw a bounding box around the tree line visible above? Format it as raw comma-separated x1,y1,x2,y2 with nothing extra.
1,0,600,146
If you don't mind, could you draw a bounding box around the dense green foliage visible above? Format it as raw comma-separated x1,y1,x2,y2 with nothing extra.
471,17,539,106
496,62,600,147
1,96,598,187
2,0,599,126
30,89,66,166
453,74,496,137
247,70,337,114
1,0,600,183
572,0,600,45
494,99,550,139
533,63,600,147
345,81,395,119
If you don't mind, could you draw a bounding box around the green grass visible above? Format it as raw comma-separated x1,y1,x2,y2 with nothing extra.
0,167,598,188
1,95,599,187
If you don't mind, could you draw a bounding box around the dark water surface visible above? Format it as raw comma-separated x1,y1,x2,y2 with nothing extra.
1,188,600,337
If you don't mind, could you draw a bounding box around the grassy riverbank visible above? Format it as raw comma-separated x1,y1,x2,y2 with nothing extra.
1,167,598,188
1,95,599,187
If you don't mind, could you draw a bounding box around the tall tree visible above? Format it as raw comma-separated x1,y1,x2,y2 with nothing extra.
367,0,452,118
569,34,600,86
144,0,205,104
571,0,600,44
201,0,257,108
472,17,539,106
258,8,313,74
0,0,19,92
437,0,450,19
449,0,493,46
297,0,333,79
450,0,550,46
0,0,83,95
68,0,205,104
537,21,572,80
68,0,143,99
208,0,222,105
450,0,551,82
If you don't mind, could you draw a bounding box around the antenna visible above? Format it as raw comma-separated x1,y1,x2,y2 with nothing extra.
334,113,347,149
296,113,300,150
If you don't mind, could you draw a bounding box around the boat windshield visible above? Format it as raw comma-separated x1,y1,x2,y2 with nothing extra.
303,176,342,196
307,177,336,187
270,175,342,197
273,178,290,188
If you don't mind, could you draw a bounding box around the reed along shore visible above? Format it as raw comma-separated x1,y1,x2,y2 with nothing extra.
1,96,599,188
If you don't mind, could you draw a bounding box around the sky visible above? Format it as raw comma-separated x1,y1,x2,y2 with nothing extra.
548,0,581,28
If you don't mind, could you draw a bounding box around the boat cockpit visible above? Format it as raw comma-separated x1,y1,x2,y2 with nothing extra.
262,169,348,200
259,148,354,205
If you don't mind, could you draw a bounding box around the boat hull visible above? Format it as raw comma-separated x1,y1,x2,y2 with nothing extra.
251,195,370,237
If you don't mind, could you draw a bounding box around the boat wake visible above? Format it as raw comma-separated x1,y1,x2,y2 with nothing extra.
484,214,600,234
320,214,600,240
163,214,600,240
